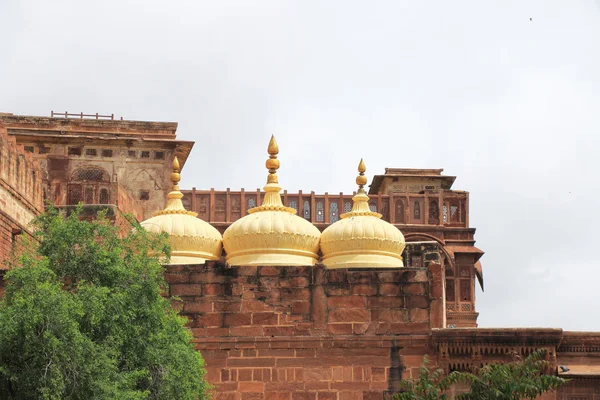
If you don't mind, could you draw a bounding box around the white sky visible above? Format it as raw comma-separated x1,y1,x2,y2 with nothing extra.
2,0,599,330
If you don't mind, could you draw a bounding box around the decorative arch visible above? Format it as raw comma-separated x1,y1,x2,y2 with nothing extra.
404,233,446,245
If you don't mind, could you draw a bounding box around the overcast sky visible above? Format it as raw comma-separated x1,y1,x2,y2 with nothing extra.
2,0,599,331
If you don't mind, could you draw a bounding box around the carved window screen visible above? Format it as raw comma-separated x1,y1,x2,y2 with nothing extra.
369,202,377,212
429,200,440,224
413,201,421,220
329,202,339,223
450,199,460,223
303,201,310,219
231,198,241,219
74,168,109,182
446,279,455,302
289,200,297,212
381,199,389,220
316,201,324,222
85,187,94,204
215,198,226,221
344,201,352,213
99,188,110,202
460,280,471,302
394,199,405,223
69,186,82,205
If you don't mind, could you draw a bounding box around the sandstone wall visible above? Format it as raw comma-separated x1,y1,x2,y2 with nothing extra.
0,123,43,266
165,261,445,400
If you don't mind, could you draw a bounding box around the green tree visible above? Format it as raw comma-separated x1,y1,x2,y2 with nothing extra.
394,356,457,400
455,349,566,400
0,207,209,399
395,349,566,400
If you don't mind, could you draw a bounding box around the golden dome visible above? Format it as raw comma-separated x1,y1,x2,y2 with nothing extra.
320,159,406,269
223,136,321,266
140,157,223,264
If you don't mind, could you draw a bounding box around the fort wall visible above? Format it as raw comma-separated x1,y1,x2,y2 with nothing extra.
164,242,446,399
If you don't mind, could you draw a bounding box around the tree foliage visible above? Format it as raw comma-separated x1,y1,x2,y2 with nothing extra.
395,349,566,400
394,356,456,400
0,206,209,399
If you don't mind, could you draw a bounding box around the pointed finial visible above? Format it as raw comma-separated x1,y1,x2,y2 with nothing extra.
358,158,366,173
268,135,279,156
248,135,295,214
171,156,181,187
356,158,368,191
340,158,380,219
153,155,197,216
265,135,280,184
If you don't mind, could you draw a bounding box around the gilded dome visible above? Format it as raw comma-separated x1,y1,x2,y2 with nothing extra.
320,159,405,269
140,157,223,264
223,136,321,266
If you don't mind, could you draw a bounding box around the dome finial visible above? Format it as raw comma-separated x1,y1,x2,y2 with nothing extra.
140,154,223,264
341,158,380,218
320,157,405,269
356,158,368,192
171,156,181,189
154,156,195,216
266,135,280,184
248,135,295,214
223,135,321,266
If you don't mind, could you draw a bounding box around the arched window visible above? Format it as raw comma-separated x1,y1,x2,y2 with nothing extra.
303,200,310,219
329,202,339,223
394,199,405,224
289,200,297,211
413,201,421,219
369,202,377,212
316,201,324,222
247,198,256,209
344,201,352,213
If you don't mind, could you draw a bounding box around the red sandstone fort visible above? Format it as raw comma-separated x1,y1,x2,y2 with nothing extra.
1,112,598,399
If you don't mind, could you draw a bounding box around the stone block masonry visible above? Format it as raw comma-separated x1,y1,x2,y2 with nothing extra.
165,261,446,399
0,120,43,273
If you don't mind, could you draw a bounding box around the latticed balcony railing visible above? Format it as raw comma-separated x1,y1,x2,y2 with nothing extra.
180,189,469,228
